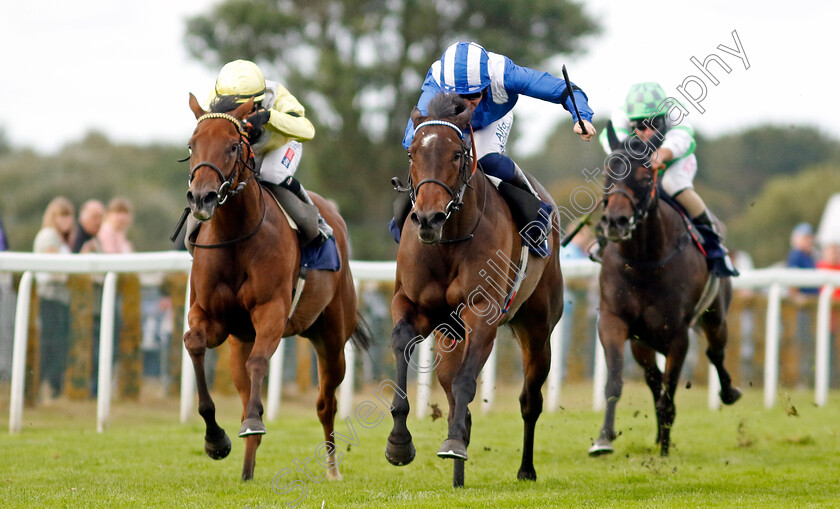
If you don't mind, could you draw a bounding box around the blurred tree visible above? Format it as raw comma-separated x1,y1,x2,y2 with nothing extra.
728,164,840,267
184,0,600,258
695,125,840,197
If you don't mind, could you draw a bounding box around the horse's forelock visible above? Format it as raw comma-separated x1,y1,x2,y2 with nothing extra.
209,95,243,115
426,93,470,126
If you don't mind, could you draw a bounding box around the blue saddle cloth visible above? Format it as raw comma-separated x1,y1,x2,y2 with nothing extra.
300,236,341,271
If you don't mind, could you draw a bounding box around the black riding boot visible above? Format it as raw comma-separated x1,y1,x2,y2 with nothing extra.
692,211,739,277
265,178,333,246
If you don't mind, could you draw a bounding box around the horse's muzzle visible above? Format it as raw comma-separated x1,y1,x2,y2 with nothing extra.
411,210,446,244
187,189,219,221
600,214,635,242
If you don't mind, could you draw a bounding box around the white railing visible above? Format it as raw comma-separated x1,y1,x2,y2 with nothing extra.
3,252,839,434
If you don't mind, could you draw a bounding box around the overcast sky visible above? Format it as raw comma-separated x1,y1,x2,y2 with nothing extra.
2,0,838,155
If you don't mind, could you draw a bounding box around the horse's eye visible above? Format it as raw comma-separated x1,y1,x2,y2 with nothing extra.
454,152,462,161
231,144,238,153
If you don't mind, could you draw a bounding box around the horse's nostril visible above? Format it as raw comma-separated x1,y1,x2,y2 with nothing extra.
186,191,196,206
410,212,421,226
429,212,447,229
204,192,218,207
616,216,629,228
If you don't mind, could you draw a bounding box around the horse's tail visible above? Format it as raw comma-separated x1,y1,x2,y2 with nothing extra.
349,311,374,352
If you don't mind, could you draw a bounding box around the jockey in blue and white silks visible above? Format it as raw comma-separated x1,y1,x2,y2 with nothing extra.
396,42,597,254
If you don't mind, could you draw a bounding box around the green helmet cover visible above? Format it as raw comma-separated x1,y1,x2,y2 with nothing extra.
624,82,668,120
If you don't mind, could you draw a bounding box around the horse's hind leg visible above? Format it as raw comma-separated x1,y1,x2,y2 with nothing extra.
436,335,469,487
312,332,347,481
511,323,552,481
702,292,742,405
589,311,628,456
630,341,663,444
655,336,689,457
183,318,231,461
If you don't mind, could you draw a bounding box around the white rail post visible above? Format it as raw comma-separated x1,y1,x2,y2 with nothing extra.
592,329,606,411
97,272,118,433
480,340,497,415
815,285,834,407
267,339,286,422
9,271,33,434
415,334,434,419
546,319,565,412
764,283,782,409
180,276,194,424
338,340,356,419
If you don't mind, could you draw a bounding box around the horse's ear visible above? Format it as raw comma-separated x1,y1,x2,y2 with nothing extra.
233,98,254,119
189,93,206,119
606,120,621,152
410,107,424,127
454,104,472,131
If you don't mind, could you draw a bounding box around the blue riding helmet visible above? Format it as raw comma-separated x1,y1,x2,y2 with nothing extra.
438,42,491,95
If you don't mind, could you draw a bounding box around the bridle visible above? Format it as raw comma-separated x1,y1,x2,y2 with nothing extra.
188,112,258,206
186,112,267,249
393,120,484,243
602,157,658,242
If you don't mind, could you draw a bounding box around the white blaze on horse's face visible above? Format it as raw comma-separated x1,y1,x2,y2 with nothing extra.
420,132,438,148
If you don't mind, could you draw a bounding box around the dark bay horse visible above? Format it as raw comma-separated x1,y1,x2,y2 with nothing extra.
183,93,370,480
588,124,741,457
385,93,564,487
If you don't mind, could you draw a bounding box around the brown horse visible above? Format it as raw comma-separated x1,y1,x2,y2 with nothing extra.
385,93,564,487
588,124,741,457
183,93,370,480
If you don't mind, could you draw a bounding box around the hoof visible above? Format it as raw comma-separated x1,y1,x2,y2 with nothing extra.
238,417,266,437
327,467,343,481
437,439,468,460
204,432,232,460
588,438,614,457
517,468,537,481
385,439,416,466
720,387,743,405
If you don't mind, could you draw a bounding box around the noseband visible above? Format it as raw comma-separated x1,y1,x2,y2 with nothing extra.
188,112,257,206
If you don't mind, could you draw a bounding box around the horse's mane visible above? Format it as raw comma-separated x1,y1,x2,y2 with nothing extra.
209,95,243,114
426,93,470,122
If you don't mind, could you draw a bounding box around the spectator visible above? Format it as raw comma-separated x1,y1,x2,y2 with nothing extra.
71,200,106,396
787,222,819,296
786,222,819,387
71,200,105,254
33,196,75,399
0,213,13,381
98,197,134,254
816,243,840,301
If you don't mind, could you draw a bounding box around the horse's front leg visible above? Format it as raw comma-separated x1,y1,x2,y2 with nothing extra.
385,292,430,467
238,301,287,480
184,305,231,460
436,306,496,469
589,310,629,456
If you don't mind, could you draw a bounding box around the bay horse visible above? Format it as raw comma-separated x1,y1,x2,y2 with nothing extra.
183,93,370,480
385,93,564,487
588,123,741,457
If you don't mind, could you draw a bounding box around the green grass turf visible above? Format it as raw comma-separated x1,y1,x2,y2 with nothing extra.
1,382,839,508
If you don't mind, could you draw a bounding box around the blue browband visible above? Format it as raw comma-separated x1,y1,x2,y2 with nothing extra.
413,120,465,139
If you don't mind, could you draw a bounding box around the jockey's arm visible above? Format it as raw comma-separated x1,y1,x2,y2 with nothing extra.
503,58,596,140
651,126,695,170
266,87,315,142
